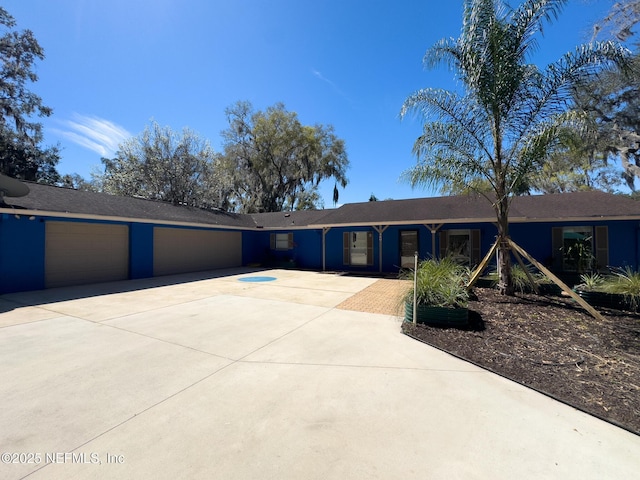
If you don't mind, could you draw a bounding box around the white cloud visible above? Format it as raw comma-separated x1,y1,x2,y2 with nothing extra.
311,69,351,102
52,114,131,157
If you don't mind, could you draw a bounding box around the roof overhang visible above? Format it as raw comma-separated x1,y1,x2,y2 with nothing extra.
311,215,640,229
0,208,250,231
3,208,639,231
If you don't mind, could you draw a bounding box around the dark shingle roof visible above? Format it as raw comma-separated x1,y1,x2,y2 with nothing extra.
311,191,640,226
250,209,334,228
313,196,497,226
2,181,639,229
510,191,640,220
2,182,255,228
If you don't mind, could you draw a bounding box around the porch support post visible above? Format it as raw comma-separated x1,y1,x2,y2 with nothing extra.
373,225,389,273
322,227,331,272
425,224,444,259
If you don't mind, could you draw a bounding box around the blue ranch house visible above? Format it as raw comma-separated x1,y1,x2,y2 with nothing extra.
2,180,640,294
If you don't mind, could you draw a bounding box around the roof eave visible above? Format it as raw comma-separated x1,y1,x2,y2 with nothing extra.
0,209,251,230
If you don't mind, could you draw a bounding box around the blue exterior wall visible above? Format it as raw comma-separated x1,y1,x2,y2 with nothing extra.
321,223,501,273
288,230,323,269
2,212,639,295
244,229,323,270
0,214,46,293
296,220,640,275
324,226,378,273
242,230,268,266
130,223,154,279
607,220,640,268
511,220,640,271
0,216,249,294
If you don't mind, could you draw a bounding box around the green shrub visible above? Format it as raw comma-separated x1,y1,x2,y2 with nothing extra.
401,257,470,308
575,268,640,311
577,272,605,292
604,267,640,310
486,264,551,293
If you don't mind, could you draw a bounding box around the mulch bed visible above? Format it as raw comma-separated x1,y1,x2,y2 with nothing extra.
402,288,640,435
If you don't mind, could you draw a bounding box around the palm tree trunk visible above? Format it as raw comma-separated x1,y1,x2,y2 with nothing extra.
496,194,514,296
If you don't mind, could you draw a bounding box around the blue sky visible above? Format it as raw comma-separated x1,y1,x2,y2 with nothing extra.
6,0,614,206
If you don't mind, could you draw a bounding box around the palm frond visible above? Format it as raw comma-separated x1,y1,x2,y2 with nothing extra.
508,0,568,57
423,37,463,72
401,88,495,163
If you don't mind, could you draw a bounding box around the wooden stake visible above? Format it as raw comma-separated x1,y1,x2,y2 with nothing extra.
511,246,539,295
467,239,499,290
508,239,605,322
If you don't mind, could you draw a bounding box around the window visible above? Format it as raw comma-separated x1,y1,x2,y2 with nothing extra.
562,227,593,272
439,229,481,266
342,231,373,266
400,230,419,268
270,233,293,251
552,226,609,273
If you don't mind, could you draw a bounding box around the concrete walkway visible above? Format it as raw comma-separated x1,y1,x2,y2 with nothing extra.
0,268,638,480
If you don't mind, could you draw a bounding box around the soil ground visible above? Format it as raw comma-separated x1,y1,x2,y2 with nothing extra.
336,279,640,435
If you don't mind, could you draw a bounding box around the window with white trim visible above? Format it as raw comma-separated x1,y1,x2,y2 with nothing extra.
342,231,373,266
439,229,481,266
270,233,293,251
562,227,593,272
552,225,608,273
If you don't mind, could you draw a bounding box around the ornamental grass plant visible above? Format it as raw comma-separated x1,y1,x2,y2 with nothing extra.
604,267,640,310
576,268,640,312
486,264,554,294
401,257,470,309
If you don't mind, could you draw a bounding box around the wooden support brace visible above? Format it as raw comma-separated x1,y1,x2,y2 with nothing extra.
508,239,605,322
467,239,499,289
511,245,539,295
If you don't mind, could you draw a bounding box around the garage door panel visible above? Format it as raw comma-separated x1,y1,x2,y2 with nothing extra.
46,222,129,288
154,228,241,276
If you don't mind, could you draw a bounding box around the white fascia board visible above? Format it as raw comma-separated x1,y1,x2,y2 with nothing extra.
0,209,250,230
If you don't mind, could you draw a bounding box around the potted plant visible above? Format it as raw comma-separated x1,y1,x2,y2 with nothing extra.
401,257,470,326
574,269,640,312
603,267,640,312
533,272,563,296
573,272,616,308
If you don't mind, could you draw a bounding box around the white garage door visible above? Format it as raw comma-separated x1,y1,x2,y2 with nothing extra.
45,222,129,288
153,227,242,276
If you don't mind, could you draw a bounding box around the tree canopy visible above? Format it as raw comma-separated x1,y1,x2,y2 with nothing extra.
594,0,640,42
92,103,349,213
569,1,639,191
0,6,59,183
401,0,628,294
220,101,348,213
527,1,640,194
95,121,224,209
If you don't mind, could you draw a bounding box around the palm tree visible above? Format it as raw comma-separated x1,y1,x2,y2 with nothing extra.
401,0,628,295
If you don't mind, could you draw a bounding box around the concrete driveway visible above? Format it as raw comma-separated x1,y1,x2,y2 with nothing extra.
1,268,638,480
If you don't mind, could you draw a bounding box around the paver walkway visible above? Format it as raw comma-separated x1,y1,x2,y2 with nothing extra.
336,278,410,315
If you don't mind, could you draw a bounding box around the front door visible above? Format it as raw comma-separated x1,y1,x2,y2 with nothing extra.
400,230,419,268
